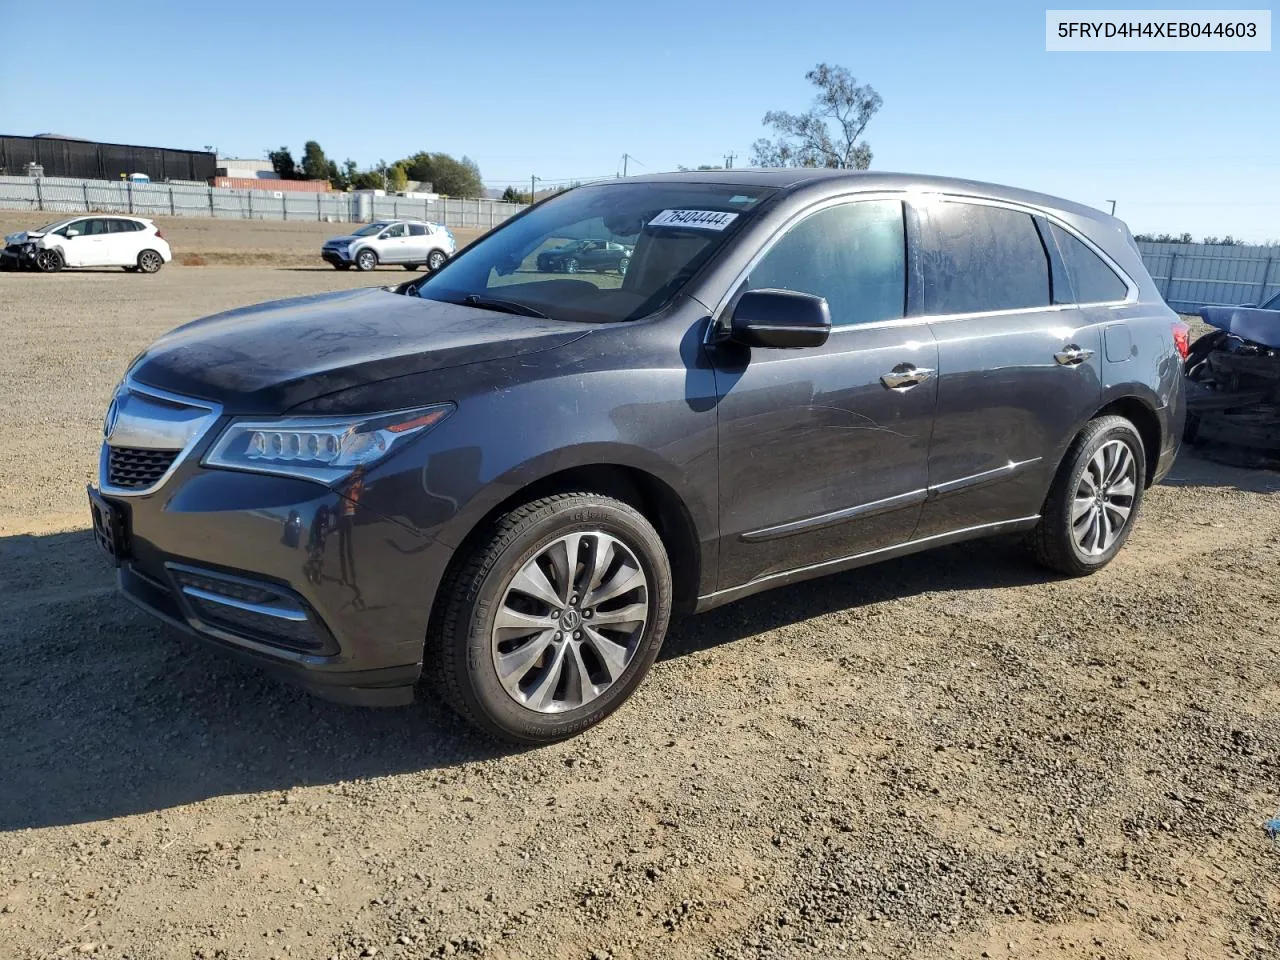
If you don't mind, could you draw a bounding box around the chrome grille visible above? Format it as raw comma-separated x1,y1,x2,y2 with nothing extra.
107,446,180,489
98,377,221,496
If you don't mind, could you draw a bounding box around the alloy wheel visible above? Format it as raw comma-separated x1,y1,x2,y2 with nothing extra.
1071,439,1137,555
491,531,649,714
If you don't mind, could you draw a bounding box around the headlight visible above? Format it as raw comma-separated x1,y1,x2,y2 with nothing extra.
202,404,454,484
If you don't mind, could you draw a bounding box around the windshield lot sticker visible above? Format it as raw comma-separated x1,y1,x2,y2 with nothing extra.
649,209,739,231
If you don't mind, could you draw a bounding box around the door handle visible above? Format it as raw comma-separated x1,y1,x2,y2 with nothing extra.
881,363,935,390
1054,344,1094,366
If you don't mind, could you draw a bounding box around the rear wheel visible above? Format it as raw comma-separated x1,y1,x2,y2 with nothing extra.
355,249,378,271
35,248,64,273
137,249,164,274
1030,415,1146,576
427,249,447,272
427,493,673,744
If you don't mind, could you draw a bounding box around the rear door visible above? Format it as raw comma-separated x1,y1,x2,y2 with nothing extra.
710,197,939,588
406,223,432,262
105,219,142,265
909,197,1103,538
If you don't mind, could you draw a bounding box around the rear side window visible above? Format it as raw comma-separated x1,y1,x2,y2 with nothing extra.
408,224,428,236
745,199,905,328
1046,223,1128,304
107,219,139,233
917,201,1049,314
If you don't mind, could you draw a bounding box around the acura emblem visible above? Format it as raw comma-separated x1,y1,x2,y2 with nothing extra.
104,397,119,439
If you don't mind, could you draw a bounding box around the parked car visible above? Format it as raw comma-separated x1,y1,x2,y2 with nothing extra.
90,171,1185,744
2,216,171,273
536,238,633,275
321,219,456,272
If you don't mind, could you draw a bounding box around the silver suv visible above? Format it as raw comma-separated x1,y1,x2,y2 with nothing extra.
321,219,456,272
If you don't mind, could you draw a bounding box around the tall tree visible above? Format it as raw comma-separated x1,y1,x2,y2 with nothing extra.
268,146,297,180
388,163,409,193
397,151,483,197
750,63,882,170
501,186,531,204
300,141,331,181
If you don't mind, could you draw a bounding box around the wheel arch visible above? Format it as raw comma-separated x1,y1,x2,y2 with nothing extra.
436,461,705,617
1093,394,1163,488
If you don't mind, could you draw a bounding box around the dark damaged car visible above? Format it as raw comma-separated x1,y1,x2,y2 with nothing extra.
89,171,1185,743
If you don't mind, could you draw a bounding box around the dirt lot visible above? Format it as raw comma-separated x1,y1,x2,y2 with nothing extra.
0,214,487,267
2,266,1279,960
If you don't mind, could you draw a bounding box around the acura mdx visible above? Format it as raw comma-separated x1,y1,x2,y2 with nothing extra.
89,171,1186,743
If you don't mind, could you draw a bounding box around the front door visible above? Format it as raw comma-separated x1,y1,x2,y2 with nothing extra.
377,222,409,263
908,197,1104,538
710,198,939,590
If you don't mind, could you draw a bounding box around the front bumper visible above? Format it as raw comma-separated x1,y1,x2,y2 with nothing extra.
322,249,353,266
1,243,36,267
92,460,447,707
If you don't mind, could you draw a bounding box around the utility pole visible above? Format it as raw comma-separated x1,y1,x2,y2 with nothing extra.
530,175,541,203
1108,199,1117,216
723,152,736,169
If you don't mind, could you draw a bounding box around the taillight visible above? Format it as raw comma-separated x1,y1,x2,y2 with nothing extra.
1172,321,1191,360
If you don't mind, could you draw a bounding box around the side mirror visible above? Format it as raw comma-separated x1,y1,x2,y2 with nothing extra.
729,289,831,349
65,229,80,237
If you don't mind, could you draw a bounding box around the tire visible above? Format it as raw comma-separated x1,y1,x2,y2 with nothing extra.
617,256,630,276
137,249,164,274
563,257,579,274
35,248,64,273
427,250,448,272
427,492,673,744
1030,415,1147,576
355,249,378,272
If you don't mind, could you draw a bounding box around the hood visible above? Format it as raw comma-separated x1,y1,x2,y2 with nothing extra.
4,230,41,244
1200,305,1280,350
323,235,361,246
129,288,591,414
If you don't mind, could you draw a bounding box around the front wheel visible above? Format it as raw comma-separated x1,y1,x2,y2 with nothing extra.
617,256,630,276
355,249,378,271
562,257,579,274
35,248,64,273
1030,415,1146,576
427,249,447,272
427,493,673,744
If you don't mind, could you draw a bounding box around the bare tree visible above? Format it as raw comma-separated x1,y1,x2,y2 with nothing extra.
751,64,882,169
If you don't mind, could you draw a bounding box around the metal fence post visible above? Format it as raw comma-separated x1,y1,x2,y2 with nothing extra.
170,185,176,216
127,181,134,214
1258,257,1275,305
317,193,322,221
36,177,43,211
83,181,91,212
247,191,253,219
1165,251,1178,304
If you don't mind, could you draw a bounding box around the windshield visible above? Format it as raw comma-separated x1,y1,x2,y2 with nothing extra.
352,222,391,237
415,181,773,322
33,219,72,234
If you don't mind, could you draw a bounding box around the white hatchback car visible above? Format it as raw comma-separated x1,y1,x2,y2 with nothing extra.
1,216,173,273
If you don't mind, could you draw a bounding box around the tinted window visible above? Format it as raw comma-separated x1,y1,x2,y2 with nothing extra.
745,200,905,327
408,223,428,236
107,219,138,233
919,202,1049,314
83,219,110,236
1048,223,1128,304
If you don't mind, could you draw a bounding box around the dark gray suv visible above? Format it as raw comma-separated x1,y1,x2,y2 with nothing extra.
88,171,1186,743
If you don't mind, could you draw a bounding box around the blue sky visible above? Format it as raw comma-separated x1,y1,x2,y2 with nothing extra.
2,0,1276,239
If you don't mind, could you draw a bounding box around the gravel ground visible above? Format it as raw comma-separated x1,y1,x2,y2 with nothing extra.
2,267,1279,960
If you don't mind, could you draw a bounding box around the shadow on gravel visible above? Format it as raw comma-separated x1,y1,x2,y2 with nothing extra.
1159,450,1280,493
1,451,1261,832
